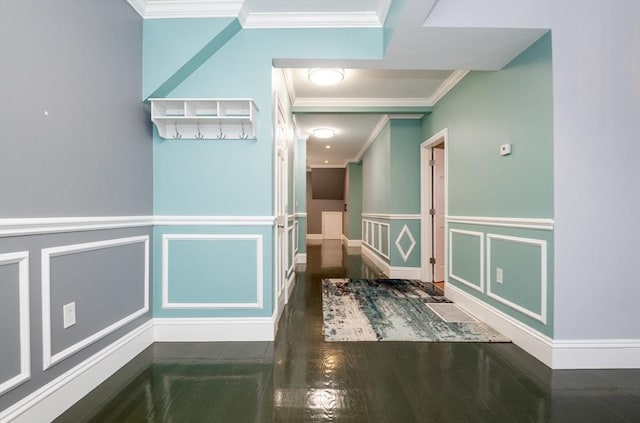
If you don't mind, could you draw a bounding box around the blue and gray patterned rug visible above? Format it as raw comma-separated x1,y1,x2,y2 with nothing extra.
322,278,510,343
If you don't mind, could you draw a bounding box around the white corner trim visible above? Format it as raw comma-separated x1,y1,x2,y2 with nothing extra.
0,320,155,423
445,283,553,367
154,317,275,342
0,251,31,395
282,68,297,107
486,234,548,324
0,216,154,237
354,115,390,162
161,234,263,309
446,215,554,231
127,0,243,19
395,224,416,262
295,253,307,264
448,229,484,293
154,215,276,226
361,213,421,220
41,236,150,371
426,70,470,105
240,11,384,29
388,266,421,279
551,339,640,369
341,234,362,248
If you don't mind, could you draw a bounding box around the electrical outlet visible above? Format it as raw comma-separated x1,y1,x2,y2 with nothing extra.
496,268,504,284
63,302,76,329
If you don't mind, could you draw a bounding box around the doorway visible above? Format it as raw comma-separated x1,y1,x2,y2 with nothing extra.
421,129,448,292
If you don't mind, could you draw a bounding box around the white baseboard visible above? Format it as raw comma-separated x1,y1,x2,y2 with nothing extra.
361,244,390,275
295,253,307,264
341,234,362,248
389,266,421,279
1,320,154,423
552,339,640,369
306,234,322,240
445,283,553,367
154,316,275,342
286,271,296,303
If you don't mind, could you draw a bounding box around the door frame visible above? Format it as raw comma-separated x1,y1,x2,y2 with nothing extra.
420,128,448,284
273,95,289,321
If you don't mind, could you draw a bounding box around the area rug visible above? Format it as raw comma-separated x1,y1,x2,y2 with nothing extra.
322,278,510,343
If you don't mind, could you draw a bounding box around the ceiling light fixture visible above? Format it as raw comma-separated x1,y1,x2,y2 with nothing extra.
313,128,335,139
324,160,329,164
308,68,345,86
325,145,331,149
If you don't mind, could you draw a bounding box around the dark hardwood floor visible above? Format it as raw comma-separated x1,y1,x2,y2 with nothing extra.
57,241,640,422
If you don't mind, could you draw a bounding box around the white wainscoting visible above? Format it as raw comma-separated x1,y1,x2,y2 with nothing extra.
0,251,31,395
448,229,484,293
40,236,150,370
0,216,154,237
446,215,554,231
361,244,420,279
341,234,362,248
486,233,548,324
361,213,421,220
161,234,263,310
154,316,275,342
362,218,390,260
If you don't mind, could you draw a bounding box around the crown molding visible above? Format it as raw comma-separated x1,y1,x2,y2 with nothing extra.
240,11,384,29
282,68,297,106
294,97,432,108
308,164,347,169
354,114,389,163
126,0,243,19
426,70,469,105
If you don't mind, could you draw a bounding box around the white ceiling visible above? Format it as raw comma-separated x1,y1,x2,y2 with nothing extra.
128,0,547,167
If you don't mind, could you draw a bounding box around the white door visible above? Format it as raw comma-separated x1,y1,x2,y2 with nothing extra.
433,148,445,282
322,211,342,239
275,103,288,314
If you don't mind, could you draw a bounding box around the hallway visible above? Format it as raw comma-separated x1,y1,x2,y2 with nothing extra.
58,243,640,422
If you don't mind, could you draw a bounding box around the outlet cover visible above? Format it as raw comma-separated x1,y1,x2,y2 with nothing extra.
496,268,504,284
63,302,76,328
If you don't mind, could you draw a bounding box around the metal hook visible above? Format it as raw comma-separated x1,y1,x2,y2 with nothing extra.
172,122,182,139
239,122,249,139
195,123,204,140
217,122,226,139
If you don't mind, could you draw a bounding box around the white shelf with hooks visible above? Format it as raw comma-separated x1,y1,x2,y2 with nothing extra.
150,98,258,140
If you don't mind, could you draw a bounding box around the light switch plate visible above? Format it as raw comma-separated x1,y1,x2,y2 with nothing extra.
63,302,76,329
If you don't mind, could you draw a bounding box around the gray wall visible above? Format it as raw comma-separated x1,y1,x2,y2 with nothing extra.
306,172,344,234
0,0,151,412
0,0,152,218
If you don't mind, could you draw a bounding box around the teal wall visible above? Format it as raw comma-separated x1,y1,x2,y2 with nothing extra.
423,33,554,336
362,122,390,214
390,119,423,214
296,137,307,254
346,163,363,240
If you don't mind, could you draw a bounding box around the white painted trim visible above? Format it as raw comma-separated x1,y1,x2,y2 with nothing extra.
294,97,431,108
394,224,416,262
361,213,421,220
389,266,421,279
0,216,153,237
361,244,390,276
282,68,297,110
294,220,299,254
341,234,362,248
295,212,308,218
362,219,390,260
295,253,307,264
241,11,385,29
161,234,263,309
448,229,484,293
126,0,243,19
445,283,553,367
426,70,470,105
354,115,389,162
154,317,275,342
446,215,554,230
552,339,640,369
41,236,150,370
0,320,155,423
306,234,323,240
0,251,31,395
155,215,276,226
308,164,346,169
286,270,296,304
486,233,547,324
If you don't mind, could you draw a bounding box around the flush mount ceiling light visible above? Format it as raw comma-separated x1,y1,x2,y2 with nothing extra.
312,128,335,139
308,68,345,86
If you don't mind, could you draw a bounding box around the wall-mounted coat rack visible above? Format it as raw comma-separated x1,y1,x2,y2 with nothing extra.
150,98,258,140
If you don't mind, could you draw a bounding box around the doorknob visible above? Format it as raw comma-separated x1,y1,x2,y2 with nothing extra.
277,224,285,228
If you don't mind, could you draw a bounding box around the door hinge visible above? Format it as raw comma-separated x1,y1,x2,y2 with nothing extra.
429,257,436,264
429,208,436,215
428,159,435,166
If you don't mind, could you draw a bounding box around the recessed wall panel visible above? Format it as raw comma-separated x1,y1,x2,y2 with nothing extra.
0,263,21,384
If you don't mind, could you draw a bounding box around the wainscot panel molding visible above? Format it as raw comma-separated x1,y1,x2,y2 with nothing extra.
0,320,155,423
446,216,554,230
41,236,150,370
0,251,31,395
394,224,416,262
362,219,390,260
361,213,421,220
0,216,154,237
154,215,276,226
486,233,548,324
161,234,263,309
361,245,419,279
448,229,484,293
295,253,307,264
